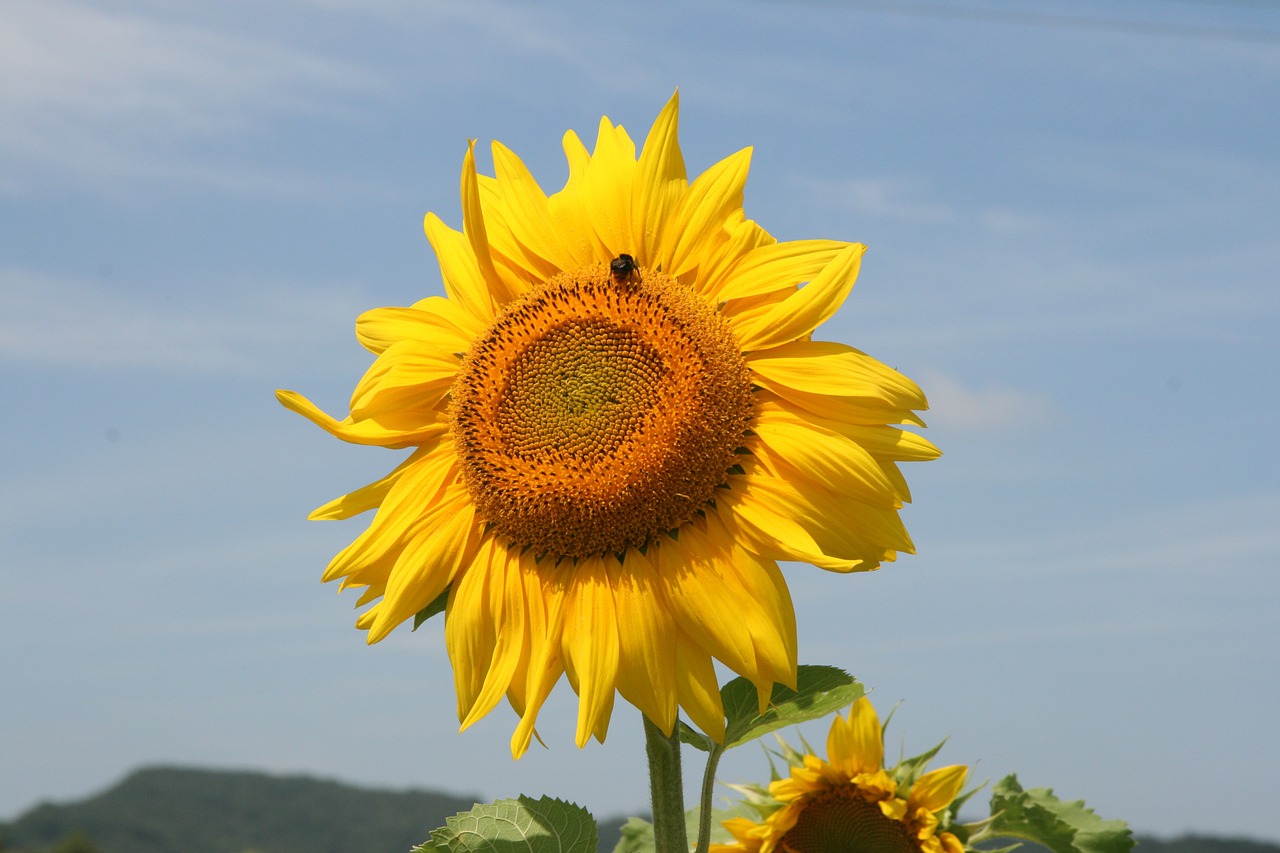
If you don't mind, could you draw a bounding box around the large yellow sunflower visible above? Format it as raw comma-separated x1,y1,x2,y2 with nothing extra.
277,93,937,757
713,697,969,853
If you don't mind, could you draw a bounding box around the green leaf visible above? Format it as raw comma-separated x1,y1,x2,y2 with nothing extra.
609,817,654,853
984,774,1133,853
412,589,449,630
681,665,864,752
413,797,598,853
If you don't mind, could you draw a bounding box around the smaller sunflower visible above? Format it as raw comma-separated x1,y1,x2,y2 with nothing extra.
713,697,968,853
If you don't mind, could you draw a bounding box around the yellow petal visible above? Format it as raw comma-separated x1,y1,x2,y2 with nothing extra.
355,300,479,355
365,485,480,643
667,147,753,278
753,409,900,507
508,552,567,758
561,555,621,747
276,389,447,448
673,627,725,742
631,91,687,267
348,339,460,420
546,129,610,265
910,764,969,813
827,697,883,776
581,116,637,257
460,139,518,305
610,548,678,734
655,520,795,706
691,211,776,300
308,446,431,521
715,239,853,302
319,444,457,583
748,340,927,412
489,140,577,271
717,473,871,572
423,211,496,324
731,243,864,349
445,535,503,724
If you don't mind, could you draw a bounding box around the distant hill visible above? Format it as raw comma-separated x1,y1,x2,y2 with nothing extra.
1,766,1276,853
0,766,479,853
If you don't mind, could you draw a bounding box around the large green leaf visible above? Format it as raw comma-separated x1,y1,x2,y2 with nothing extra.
680,665,864,752
984,774,1133,853
413,797,597,853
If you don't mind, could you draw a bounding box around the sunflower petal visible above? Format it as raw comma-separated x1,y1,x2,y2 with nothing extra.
828,696,883,776
667,147,753,277
632,91,687,266
731,243,865,349
611,549,678,735
910,764,969,813
561,556,621,747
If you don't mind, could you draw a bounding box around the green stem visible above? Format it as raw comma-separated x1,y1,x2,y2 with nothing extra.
644,716,689,853
694,744,724,853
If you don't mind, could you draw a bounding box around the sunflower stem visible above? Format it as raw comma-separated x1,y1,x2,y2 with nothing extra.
694,743,724,853
644,715,689,853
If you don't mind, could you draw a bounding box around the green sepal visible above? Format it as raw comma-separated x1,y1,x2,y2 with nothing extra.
981,774,1134,853
412,796,598,853
412,588,450,630
679,665,864,752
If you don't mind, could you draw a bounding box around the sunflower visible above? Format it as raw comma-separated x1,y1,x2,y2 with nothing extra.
277,93,937,757
712,697,969,853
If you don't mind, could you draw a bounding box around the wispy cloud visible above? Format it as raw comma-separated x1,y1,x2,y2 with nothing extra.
0,267,361,372
0,0,379,192
916,370,1056,430
798,175,1049,234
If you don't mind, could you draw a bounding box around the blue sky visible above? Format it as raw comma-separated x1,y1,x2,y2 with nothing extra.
3,0,1278,842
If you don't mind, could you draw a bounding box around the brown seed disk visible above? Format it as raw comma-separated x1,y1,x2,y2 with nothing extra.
450,262,754,558
779,788,920,853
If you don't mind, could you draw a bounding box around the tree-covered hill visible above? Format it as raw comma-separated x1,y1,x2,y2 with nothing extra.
0,766,479,853
1,766,1276,853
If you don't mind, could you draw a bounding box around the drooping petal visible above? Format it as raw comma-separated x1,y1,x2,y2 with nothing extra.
365,484,480,643
507,551,567,758
561,555,622,747
609,548,678,734
673,627,725,742
308,446,432,521
276,389,447,448
446,534,504,724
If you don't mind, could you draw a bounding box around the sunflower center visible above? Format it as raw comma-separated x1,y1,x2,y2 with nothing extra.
779,789,919,853
450,261,754,558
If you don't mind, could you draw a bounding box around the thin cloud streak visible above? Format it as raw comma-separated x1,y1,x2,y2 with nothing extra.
0,0,380,190
0,267,364,372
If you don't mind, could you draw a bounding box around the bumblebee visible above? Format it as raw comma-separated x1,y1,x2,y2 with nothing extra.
610,254,639,286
